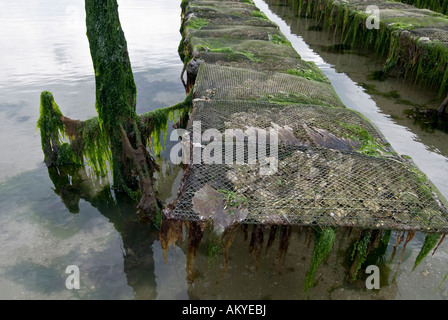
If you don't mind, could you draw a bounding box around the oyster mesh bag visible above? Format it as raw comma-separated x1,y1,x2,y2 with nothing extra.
168,90,448,233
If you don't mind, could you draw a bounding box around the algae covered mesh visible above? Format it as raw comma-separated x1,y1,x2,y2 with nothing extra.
167,63,448,233
169,0,448,234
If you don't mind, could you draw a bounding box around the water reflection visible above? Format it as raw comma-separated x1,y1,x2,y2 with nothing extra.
0,166,133,299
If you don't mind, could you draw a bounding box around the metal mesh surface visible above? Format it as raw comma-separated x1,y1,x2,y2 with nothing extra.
188,100,393,155
168,93,448,232
169,143,448,232
194,63,344,107
170,0,448,233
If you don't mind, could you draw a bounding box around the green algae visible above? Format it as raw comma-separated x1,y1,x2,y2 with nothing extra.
268,33,292,47
292,0,448,96
412,232,441,270
37,91,67,166
286,64,329,83
262,92,336,107
185,17,209,30
338,122,390,156
252,10,268,19
80,117,111,176
140,91,193,156
37,91,111,175
208,46,262,62
304,227,336,292
397,0,448,16
350,230,372,280
85,0,140,192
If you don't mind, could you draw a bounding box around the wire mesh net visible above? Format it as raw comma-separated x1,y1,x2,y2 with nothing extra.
183,0,330,75
188,100,393,155
193,63,343,107
340,0,448,44
169,143,448,232
167,97,448,233
184,0,274,26
186,37,317,73
171,0,448,233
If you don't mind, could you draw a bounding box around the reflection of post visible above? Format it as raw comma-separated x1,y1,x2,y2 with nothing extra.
47,166,159,299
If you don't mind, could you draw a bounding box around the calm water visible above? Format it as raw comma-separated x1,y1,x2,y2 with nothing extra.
1,0,448,300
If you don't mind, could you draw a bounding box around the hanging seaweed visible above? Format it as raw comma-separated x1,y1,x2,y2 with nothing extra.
349,229,372,281
412,232,441,271
304,227,336,292
291,0,448,96
139,90,193,156
398,0,448,15
391,230,405,260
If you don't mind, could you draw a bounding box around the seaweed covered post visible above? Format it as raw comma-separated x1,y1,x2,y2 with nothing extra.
85,0,137,186
84,0,160,216
37,0,193,219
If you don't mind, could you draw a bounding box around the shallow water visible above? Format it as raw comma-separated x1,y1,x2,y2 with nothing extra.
1,0,448,300
0,0,186,299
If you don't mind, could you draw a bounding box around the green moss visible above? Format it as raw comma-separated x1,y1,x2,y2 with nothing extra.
198,45,263,62
56,143,82,166
387,22,415,30
286,66,329,83
268,34,292,47
252,10,268,19
408,165,434,200
85,0,139,192
262,92,336,108
186,17,209,30
37,91,111,175
304,227,336,292
350,230,371,280
338,122,390,156
181,0,190,12
80,117,111,176
37,91,65,165
217,189,249,214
